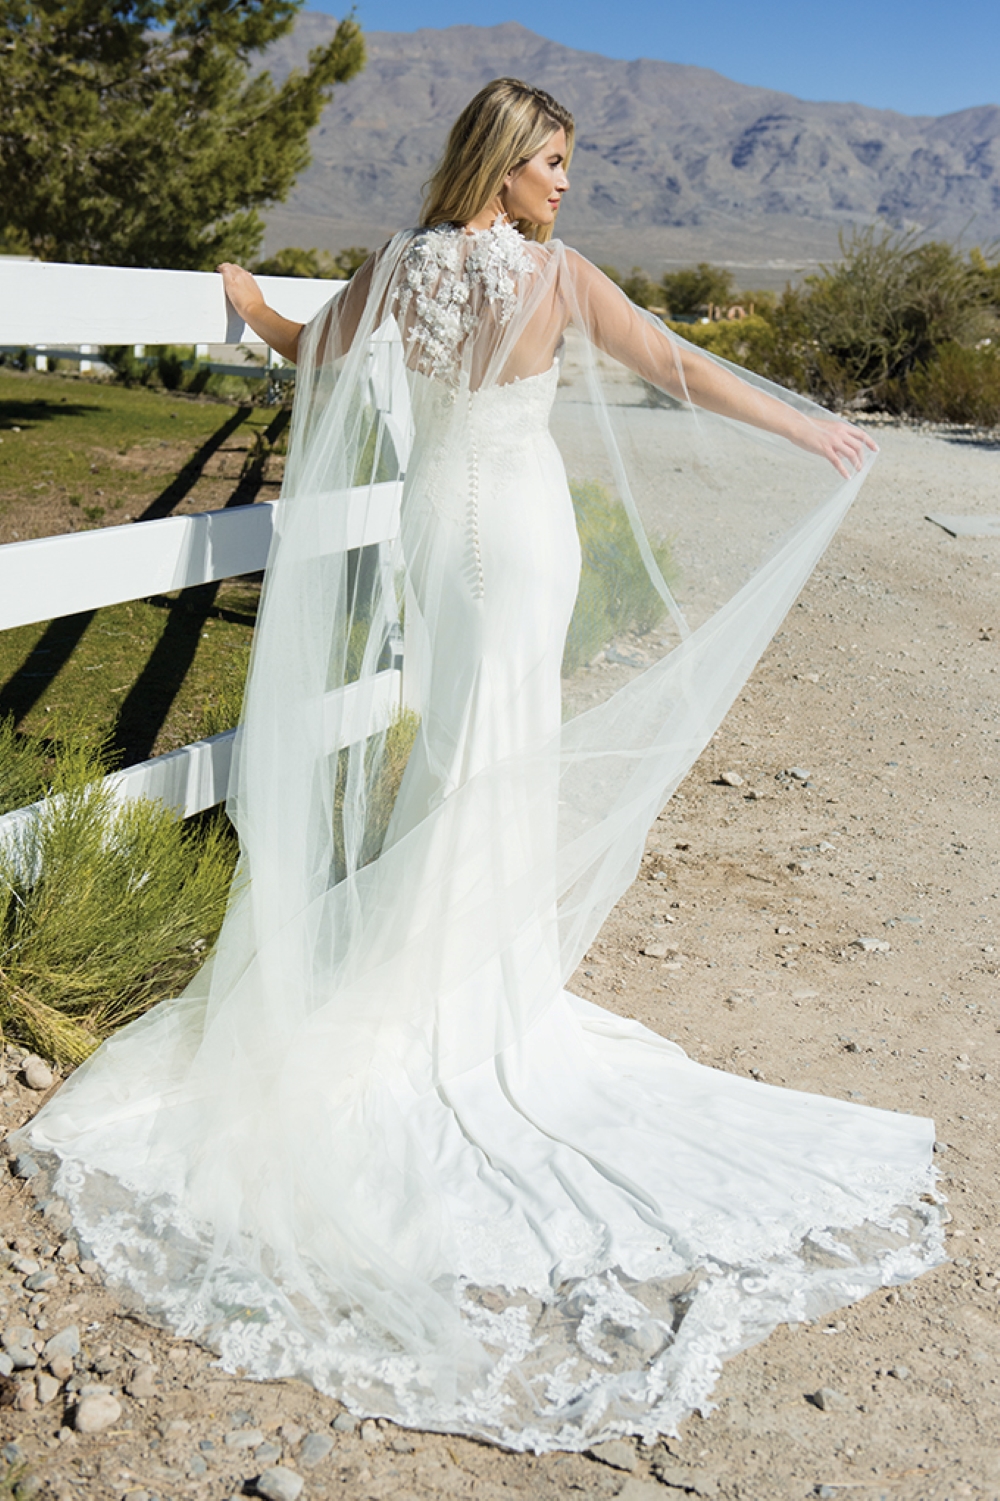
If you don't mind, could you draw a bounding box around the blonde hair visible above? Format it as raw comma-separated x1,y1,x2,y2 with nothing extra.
421,79,574,244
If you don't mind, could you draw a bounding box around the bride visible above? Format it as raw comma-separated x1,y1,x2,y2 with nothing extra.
19,79,942,1450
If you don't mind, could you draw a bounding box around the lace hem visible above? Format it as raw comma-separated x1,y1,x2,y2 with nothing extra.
26,1142,944,1454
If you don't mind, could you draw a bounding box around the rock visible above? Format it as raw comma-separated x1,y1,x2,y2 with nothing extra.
73,1392,122,1432
44,1325,80,1364
851,936,891,953
24,1269,57,1292
56,1241,79,1264
123,1492,152,1501
228,1408,254,1427
299,1432,334,1467
719,770,744,787
126,1364,158,1398
788,767,811,781
41,1199,72,1233
641,943,678,960
279,1423,305,1446
187,1455,209,1476
226,1427,266,1449
36,1371,60,1404
809,1387,849,1411
255,1467,304,1501
91,1354,118,1375
587,1439,637,1472
360,1419,380,1443
78,1260,99,1277
11,1152,39,1180
2,1326,38,1369
14,1380,38,1412
255,1443,283,1466
390,1437,415,1454
23,1057,54,1091
331,1412,356,1433
887,1364,910,1380
0,1353,13,1377
650,1460,720,1497
12,1257,40,1275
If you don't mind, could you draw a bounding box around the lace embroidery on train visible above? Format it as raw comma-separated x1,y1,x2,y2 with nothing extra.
46,1149,943,1453
395,218,532,383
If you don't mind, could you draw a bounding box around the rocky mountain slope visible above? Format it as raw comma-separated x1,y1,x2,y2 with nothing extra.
262,19,1000,281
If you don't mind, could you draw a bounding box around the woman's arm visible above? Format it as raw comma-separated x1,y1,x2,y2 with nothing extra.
217,263,304,363
565,251,877,480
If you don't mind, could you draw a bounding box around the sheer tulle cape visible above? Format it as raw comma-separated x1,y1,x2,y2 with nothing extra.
18,225,943,1449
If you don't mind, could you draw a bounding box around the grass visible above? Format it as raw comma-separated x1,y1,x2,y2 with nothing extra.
0,367,273,763
0,367,281,528
0,581,258,768
0,739,237,1067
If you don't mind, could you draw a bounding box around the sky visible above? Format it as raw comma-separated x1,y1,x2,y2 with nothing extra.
309,0,1000,118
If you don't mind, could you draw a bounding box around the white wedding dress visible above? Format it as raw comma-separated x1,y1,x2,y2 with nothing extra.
19,220,943,1450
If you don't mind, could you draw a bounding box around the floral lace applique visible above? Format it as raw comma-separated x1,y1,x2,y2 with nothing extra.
395,217,532,383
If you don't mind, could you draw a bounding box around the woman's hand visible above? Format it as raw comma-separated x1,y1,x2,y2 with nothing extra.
217,262,266,322
216,262,304,364
793,415,879,479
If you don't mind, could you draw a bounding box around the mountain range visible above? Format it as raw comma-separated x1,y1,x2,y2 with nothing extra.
262,19,1000,286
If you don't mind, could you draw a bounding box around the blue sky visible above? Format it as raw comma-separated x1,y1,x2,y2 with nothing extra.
311,0,999,117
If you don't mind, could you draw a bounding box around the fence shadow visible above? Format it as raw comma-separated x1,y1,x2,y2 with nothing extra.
136,405,253,521
111,407,289,765
0,407,287,756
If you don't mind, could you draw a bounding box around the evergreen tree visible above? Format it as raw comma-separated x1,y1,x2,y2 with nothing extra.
0,0,364,268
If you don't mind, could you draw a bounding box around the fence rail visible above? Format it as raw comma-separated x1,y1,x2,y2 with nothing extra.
0,261,411,839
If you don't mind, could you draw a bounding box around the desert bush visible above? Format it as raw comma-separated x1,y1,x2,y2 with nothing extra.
907,342,1000,426
254,245,370,279
666,310,811,391
660,262,735,317
0,716,50,816
795,229,987,407
563,480,677,675
0,740,237,1066
332,708,420,879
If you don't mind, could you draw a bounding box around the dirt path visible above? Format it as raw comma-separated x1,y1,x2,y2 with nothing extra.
2,419,998,1501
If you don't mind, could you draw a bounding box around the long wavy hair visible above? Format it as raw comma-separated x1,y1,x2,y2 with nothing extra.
421,78,574,244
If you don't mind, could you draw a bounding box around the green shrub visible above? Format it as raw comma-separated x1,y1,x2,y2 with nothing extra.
907,342,1000,426
0,740,237,1066
563,480,677,675
660,262,735,317
100,345,154,387
0,715,50,816
197,650,250,739
665,311,812,390
795,228,987,406
253,245,369,279
333,708,420,879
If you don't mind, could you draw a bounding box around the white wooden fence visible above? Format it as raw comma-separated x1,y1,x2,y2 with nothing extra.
0,260,412,840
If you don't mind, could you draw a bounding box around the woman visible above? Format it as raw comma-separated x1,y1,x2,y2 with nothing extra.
20,80,941,1450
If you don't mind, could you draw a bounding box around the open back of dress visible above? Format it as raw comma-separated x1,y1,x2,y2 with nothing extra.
21,222,942,1450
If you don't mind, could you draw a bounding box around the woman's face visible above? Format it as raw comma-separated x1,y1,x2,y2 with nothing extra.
502,127,569,225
